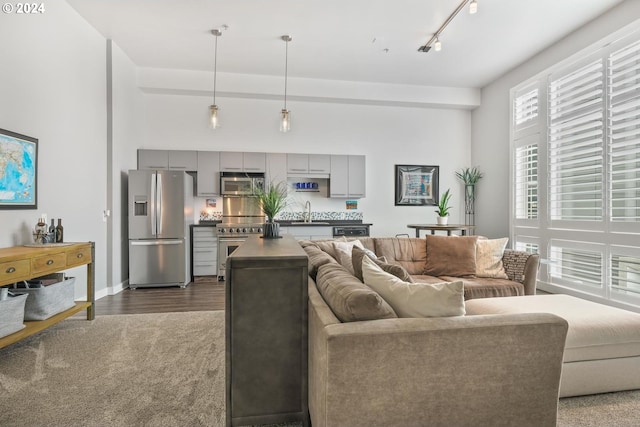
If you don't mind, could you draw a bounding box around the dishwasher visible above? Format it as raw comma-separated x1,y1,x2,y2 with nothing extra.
332,225,370,238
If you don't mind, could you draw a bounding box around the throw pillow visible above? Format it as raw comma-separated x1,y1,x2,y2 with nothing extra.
424,235,478,277
362,256,465,318
476,237,509,279
314,237,347,258
332,240,365,275
303,244,338,280
352,246,414,283
315,263,397,322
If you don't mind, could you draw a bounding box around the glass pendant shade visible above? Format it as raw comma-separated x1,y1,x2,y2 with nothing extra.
434,38,442,51
209,104,220,129
280,109,291,133
469,0,478,14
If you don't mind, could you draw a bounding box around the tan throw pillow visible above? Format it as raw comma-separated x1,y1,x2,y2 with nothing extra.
476,237,509,279
424,235,478,277
316,263,398,322
352,246,414,283
314,237,347,258
332,240,365,275
303,244,338,280
362,256,465,318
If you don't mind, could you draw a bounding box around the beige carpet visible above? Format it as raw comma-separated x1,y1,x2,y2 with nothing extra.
1,311,639,427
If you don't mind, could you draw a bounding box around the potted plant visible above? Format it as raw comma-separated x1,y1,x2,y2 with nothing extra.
455,166,483,225
435,188,452,225
255,181,289,238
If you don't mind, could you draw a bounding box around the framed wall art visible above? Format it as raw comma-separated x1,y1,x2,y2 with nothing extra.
0,128,38,209
395,164,439,206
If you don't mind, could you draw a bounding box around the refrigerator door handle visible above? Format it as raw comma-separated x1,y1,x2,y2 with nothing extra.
131,240,183,246
157,172,163,235
150,172,157,236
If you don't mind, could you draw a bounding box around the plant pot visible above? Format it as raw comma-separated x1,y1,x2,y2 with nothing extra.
436,216,449,226
263,222,281,239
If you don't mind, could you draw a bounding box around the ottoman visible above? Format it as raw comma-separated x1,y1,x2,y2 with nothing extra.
466,294,640,397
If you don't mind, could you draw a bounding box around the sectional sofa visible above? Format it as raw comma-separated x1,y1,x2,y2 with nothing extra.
301,236,568,427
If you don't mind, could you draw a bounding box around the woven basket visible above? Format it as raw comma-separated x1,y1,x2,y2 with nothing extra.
12,277,75,321
0,293,27,338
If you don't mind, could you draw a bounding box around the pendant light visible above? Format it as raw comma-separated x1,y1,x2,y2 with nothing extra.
209,29,222,129
280,35,292,133
469,0,478,14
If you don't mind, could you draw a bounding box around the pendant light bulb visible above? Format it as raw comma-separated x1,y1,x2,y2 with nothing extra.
434,37,442,52
280,35,292,133
209,105,220,129
469,0,478,14
209,29,222,130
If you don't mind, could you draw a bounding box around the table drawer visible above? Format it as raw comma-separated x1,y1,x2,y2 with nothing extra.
0,259,31,283
32,252,66,275
66,246,92,268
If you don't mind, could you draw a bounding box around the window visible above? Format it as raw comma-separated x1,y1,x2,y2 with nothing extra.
511,26,640,309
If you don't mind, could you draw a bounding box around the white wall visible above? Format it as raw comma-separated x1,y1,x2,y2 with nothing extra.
0,2,108,297
471,0,640,239
142,89,472,238
109,42,145,293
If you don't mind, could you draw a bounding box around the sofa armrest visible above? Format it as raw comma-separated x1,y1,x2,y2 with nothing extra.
503,249,539,295
309,308,567,427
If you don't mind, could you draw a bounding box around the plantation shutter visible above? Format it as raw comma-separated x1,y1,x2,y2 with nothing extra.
514,143,538,219
514,86,539,134
548,59,604,221
608,39,640,223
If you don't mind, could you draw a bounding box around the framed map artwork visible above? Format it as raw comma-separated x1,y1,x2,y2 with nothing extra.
0,128,38,209
394,164,439,206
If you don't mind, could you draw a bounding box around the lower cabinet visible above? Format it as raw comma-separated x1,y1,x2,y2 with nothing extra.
280,226,332,240
225,235,309,426
192,227,217,276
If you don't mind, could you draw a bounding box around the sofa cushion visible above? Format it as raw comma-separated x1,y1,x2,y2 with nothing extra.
476,237,509,279
315,263,398,322
424,235,478,277
313,237,347,259
362,256,465,318
438,276,524,300
302,244,338,280
373,237,427,275
332,240,366,275
411,275,448,285
351,246,414,283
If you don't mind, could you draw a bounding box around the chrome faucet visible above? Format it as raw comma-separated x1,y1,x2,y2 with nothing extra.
304,201,312,223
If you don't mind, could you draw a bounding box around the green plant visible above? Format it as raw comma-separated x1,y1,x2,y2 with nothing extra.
435,188,452,217
455,167,484,185
255,181,289,222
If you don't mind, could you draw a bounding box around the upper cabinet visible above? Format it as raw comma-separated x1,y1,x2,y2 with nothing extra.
196,151,220,196
287,154,331,175
220,152,265,172
330,155,366,198
138,149,197,171
266,153,288,186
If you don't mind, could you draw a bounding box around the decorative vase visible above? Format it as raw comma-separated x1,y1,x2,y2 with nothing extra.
437,216,448,226
464,184,476,226
263,221,281,239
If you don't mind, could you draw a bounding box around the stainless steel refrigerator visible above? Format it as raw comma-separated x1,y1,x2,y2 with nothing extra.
128,169,194,288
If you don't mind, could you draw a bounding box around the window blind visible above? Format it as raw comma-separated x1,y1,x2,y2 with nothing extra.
514,87,539,132
548,59,604,221
514,144,538,219
608,39,640,222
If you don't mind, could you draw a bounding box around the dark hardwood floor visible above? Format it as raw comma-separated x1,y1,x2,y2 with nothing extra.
93,276,225,315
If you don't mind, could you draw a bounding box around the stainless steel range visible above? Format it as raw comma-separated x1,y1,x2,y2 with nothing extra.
217,195,264,280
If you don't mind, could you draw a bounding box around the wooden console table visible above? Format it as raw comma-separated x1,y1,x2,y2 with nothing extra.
407,224,476,237
0,242,95,349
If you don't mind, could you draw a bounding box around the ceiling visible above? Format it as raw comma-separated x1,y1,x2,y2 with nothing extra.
66,0,624,89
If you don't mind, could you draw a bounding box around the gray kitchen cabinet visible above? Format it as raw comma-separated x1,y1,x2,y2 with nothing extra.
281,226,332,241
348,155,366,198
243,152,266,172
220,152,244,172
168,150,198,171
266,153,288,186
192,227,218,276
226,235,309,426
287,153,309,174
287,154,331,175
329,154,365,198
138,149,169,169
197,151,220,196
308,154,331,174
220,151,265,172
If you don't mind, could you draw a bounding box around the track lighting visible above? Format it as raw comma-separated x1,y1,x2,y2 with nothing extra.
418,0,478,53
469,0,478,14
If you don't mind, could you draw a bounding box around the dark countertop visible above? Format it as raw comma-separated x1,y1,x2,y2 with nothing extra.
193,221,221,227
276,220,372,227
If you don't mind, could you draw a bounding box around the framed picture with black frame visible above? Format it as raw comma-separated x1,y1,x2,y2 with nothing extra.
394,164,439,206
0,128,38,209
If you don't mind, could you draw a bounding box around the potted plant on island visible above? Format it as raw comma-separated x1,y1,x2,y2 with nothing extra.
435,188,452,225
255,181,289,238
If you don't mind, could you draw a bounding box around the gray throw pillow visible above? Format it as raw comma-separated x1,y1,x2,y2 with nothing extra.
352,246,414,283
